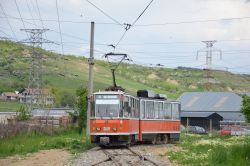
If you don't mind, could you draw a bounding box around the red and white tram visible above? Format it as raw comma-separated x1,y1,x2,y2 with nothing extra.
89,90,180,146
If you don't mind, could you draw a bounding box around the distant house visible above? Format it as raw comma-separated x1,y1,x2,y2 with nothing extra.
19,88,54,105
179,92,246,129
0,92,19,101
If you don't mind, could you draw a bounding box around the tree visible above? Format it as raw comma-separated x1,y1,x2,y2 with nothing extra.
61,91,76,107
75,87,88,134
241,95,250,123
17,105,31,121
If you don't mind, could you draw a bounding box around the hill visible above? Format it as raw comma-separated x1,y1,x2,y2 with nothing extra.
0,40,250,111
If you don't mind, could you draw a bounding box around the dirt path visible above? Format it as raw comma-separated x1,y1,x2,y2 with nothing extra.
68,144,182,166
0,149,72,166
135,144,183,166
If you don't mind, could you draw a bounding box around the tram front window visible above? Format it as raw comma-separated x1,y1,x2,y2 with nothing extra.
95,95,120,118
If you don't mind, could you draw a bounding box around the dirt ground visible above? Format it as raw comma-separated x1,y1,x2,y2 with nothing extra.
0,149,72,166
138,144,183,166
0,145,182,166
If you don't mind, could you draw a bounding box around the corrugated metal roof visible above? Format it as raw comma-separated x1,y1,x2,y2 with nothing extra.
238,92,250,96
181,111,221,118
179,92,242,112
218,112,245,121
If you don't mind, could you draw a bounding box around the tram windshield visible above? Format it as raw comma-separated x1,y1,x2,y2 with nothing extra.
95,94,120,118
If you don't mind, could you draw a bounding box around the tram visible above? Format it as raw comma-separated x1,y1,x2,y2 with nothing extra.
89,90,180,146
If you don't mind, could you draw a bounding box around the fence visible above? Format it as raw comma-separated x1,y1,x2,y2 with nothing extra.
182,118,250,135
0,116,73,139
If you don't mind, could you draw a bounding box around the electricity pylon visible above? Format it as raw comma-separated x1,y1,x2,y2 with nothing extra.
20,29,53,111
197,40,222,90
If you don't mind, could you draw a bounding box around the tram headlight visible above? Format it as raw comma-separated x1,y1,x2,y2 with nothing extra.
96,127,101,131
112,127,117,131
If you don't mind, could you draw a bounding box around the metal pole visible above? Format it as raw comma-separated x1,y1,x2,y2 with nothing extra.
186,117,189,134
210,119,212,135
87,22,94,138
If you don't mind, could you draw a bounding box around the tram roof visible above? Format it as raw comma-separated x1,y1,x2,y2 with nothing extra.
93,91,126,95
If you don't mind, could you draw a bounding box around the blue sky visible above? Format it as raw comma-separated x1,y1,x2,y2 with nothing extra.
0,0,250,74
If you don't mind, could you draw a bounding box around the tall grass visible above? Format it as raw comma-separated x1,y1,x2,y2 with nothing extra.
167,134,250,166
0,128,94,158
210,143,250,166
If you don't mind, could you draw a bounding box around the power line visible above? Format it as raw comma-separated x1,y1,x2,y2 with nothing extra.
0,15,118,25
55,0,64,55
0,14,249,26
131,0,154,26
25,0,36,25
115,0,154,48
2,13,88,42
14,0,28,38
135,16,250,27
1,14,250,46
0,3,17,40
85,0,124,27
34,0,53,51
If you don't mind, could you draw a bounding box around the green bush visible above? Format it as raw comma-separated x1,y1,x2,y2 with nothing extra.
17,105,31,121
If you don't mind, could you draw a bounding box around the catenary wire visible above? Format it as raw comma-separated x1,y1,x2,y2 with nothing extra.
85,0,124,27
0,3,17,40
55,0,64,54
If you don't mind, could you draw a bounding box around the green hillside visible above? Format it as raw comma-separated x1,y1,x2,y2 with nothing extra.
0,40,250,111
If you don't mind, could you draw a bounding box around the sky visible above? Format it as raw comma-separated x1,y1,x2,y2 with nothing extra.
0,0,250,74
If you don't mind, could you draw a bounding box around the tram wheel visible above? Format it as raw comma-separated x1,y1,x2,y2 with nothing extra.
152,136,157,145
156,135,162,144
163,134,169,144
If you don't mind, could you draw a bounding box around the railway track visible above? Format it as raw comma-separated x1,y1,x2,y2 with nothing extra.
92,147,161,166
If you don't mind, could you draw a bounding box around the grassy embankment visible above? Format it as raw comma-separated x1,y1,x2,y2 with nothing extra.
0,128,94,158
1,40,250,112
167,134,250,166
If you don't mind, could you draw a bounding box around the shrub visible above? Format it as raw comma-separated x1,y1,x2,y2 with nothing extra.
17,105,31,121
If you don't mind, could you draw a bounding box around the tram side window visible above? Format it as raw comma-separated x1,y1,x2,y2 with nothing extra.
119,98,123,117
90,101,95,117
131,98,135,118
135,99,139,118
140,100,145,119
124,96,131,118
172,103,180,120
146,101,154,119
164,103,172,119
154,102,159,119
158,102,164,119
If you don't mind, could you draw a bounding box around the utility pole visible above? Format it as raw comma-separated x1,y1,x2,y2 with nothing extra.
20,29,53,112
197,40,222,90
87,22,95,138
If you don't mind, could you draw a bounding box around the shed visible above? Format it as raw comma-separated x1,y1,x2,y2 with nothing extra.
179,92,245,122
181,112,223,130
